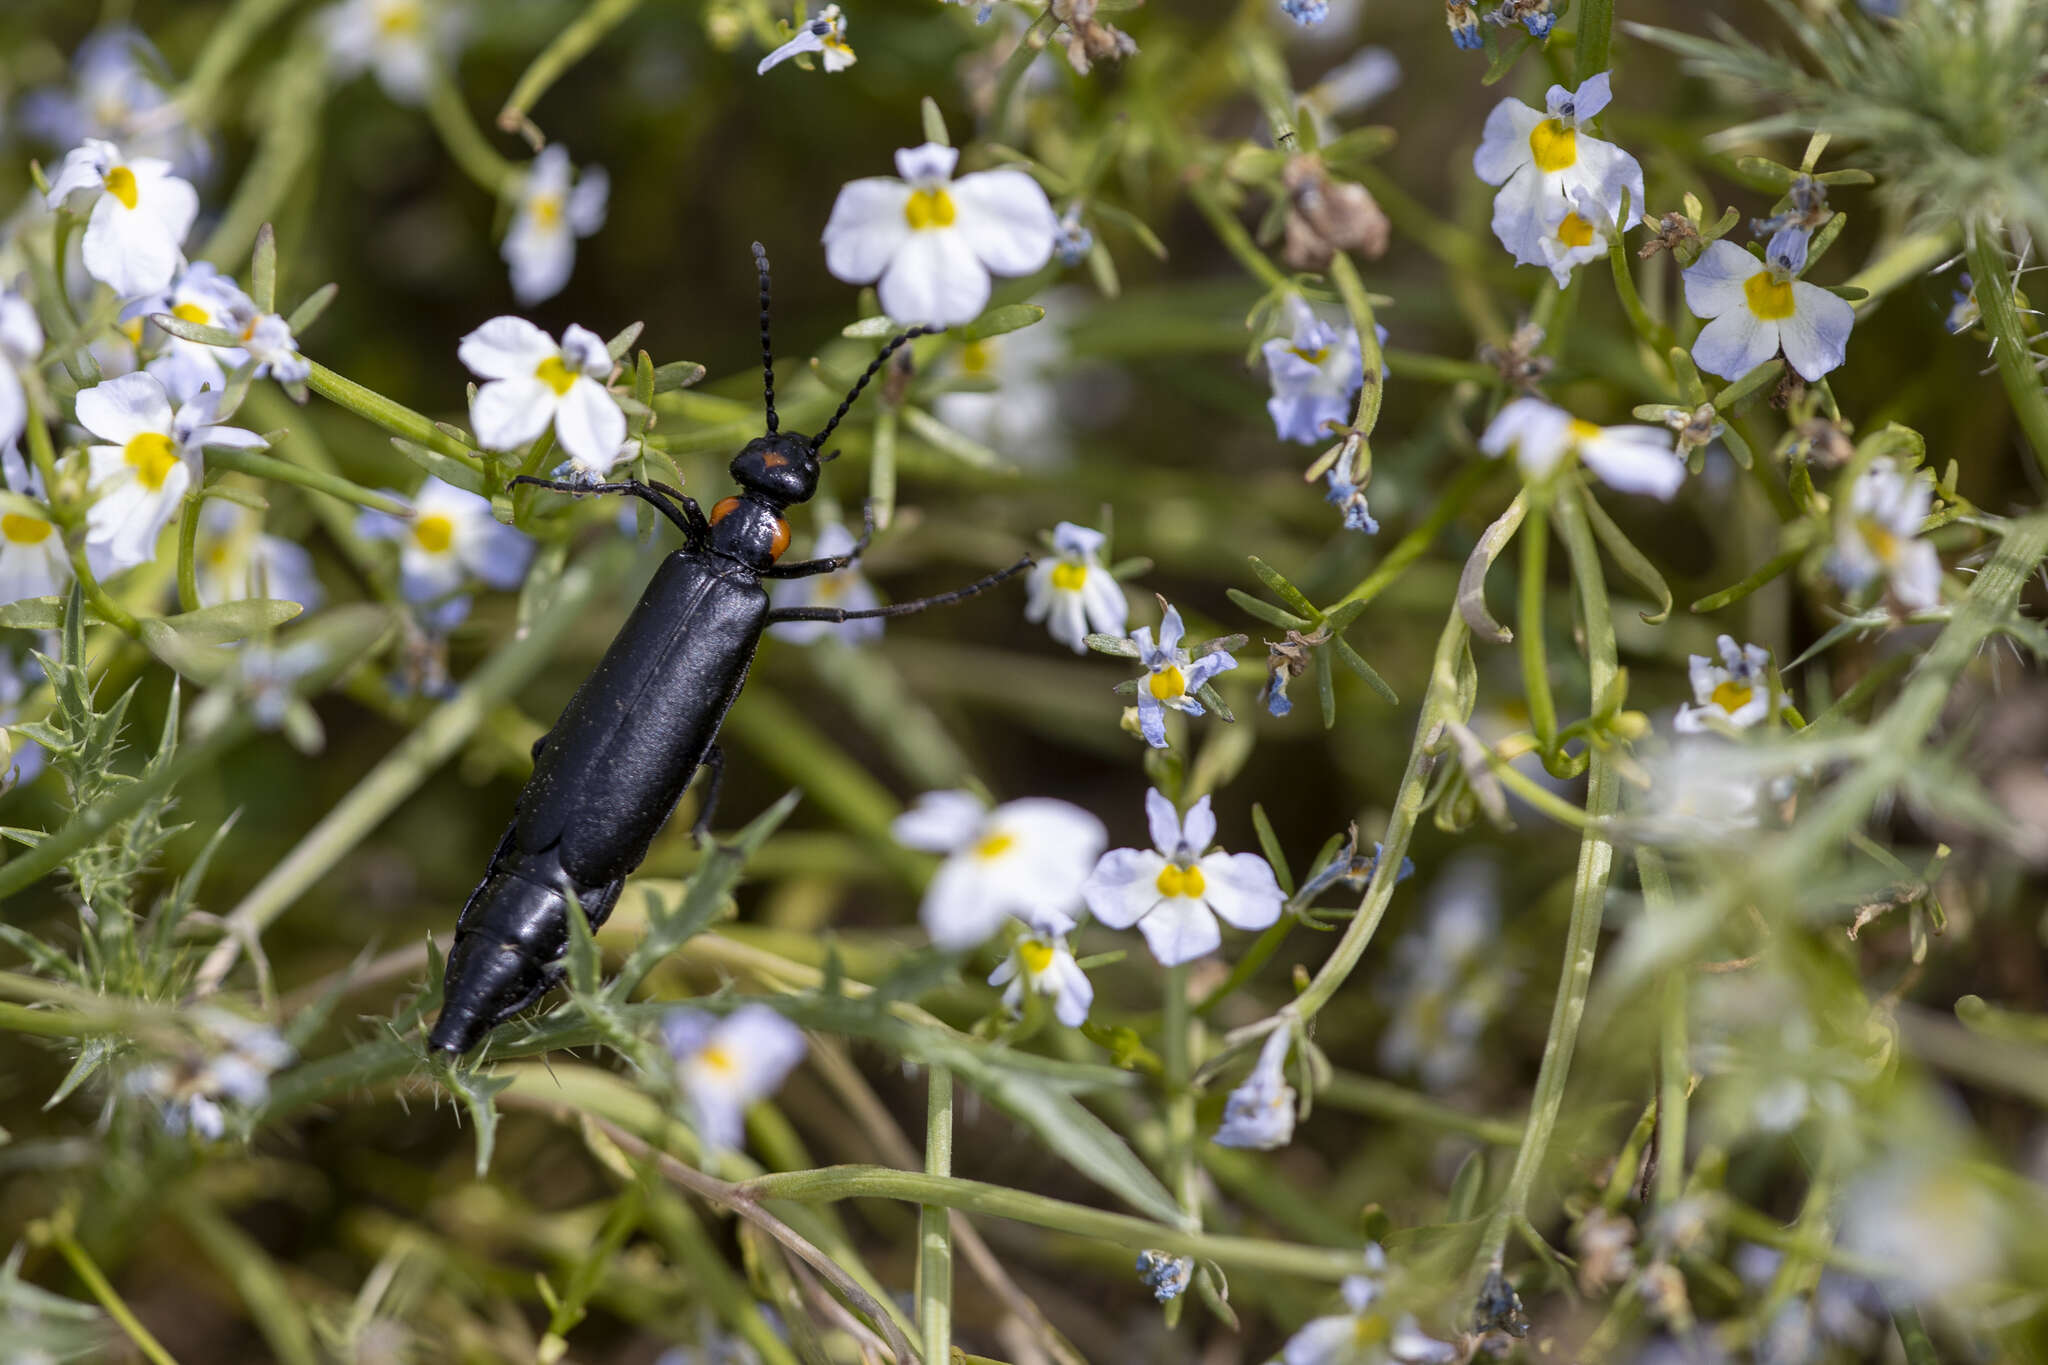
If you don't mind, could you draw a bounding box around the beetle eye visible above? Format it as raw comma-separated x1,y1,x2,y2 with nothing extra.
710,497,742,524
769,517,791,561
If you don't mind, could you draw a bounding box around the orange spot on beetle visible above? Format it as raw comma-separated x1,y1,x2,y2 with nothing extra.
762,451,788,469
769,516,790,560
710,496,742,524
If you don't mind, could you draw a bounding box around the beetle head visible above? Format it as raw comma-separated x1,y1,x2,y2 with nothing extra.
729,432,820,507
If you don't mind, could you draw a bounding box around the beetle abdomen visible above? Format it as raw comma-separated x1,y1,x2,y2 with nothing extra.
517,553,767,886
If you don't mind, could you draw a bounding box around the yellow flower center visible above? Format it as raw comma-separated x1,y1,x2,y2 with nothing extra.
1857,516,1900,565
974,831,1016,861
1567,418,1603,446
119,319,144,345
904,187,957,231
122,432,179,491
1148,666,1187,701
1555,211,1596,248
412,513,455,554
530,193,564,230
1,512,53,545
960,339,992,374
535,355,579,395
824,33,853,56
1529,119,1577,173
1017,939,1055,977
1051,560,1088,591
1744,272,1796,321
697,1045,737,1076
104,165,139,210
1352,1313,1392,1348
1155,863,1206,899
1711,680,1754,714
1289,346,1329,365
379,2,423,35
172,302,211,326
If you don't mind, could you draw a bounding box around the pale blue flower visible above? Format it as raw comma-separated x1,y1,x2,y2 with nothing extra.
1125,604,1237,748
659,1005,807,1151
1474,72,1644,269
1280,0,1329,24
1262,296,1374,445
1446,2,1482,49
1479,397,1685,499
1214,1026,1297,1149
1324,465,1378,533
194,501,325,610
1682,227,1854,382
988,923,1093,1027
357,476,533,606
1136,1250,1192,1302
1279,1252,1458,1365
1083,788,1283,966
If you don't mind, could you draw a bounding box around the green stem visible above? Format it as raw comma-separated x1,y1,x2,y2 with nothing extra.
304,360,484,471
1475,481,1621,1278
1161,963,1199,1221
172,1195,319,1365
47,1220,182,1365
1518,492,1557,753
1187,181,1290,293
918,1067,955,1365
1637,848,1686,1209
423,68,517,196
1329,252,1385,441
739,1166,1366,1282
175,490,203,613
498,0,646,134
177,0,298,122
1966,222,2048,478
1332,460,1494,610
206,446,416,516
1317,1070,1524,1145
189,539,632,994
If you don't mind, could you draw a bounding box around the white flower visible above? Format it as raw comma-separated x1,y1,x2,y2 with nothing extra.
758,5,858,74
0,450,68,606
659,1005,807,1151
988,923,1093,1027
358,475,533,603
1473,72,1644,269
1082,788,1283,966
458,317,626,476
76,374,264,578
127,1009,294,1140
1828,457,1941,611
0,291,45,450
823,142,1059,327
1536,185,1614,288
1306,46,1401,126
767,522,883,645
1279,1261,1459,1365
227,306,312,386
45,138,199,299
1632,739,1764,844
195,501,325,609
1674,635,1773,733
319,0,459,105
1840,1155,2003,1300
1262,295,1372,445
1478,397,1685,500
1127,603,1238,749
126,263,254,402
1683,228,1854,383
1025,522,1126,653
892,789,1107,950
931,300,1076,466
1213,1025,1297,1149
503,145,609,306
1379,857,1514,1093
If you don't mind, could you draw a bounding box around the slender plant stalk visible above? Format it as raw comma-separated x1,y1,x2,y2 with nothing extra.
1637,847,1687,1208
917,1067,954,1365
46,1219,182,1365
1966,221,2048,478
1518,492,1558,753
498,0,647,133
1474,481,1621,1278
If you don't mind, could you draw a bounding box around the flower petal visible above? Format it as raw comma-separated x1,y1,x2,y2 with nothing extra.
84,195,181,298
892,789,987,852
458,316,558,380
1473,99,1542,186
1143,789,1181,857
1487,167,1557,267
1133,897,1221,966
1181,795,1217,856
1580,427,1685,500
555,378,628,473
75,371,172,444
1198,851,1285,931
877,228,989,328
1779,283,1854,382
1691,308,1779,382
895,143,959,183
471,376,557,451
921,857,1008,950
1082,847,1167,927
950,169,1059,276
823,178,914,284
1682,240,1762,319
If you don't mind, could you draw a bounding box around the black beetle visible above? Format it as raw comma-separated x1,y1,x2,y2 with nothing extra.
428,245,1028,1056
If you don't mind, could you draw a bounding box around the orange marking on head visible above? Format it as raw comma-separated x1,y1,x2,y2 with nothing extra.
762,451,788,468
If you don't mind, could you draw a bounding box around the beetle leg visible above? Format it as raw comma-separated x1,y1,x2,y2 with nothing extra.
766,554,1034,623
762,500,875,579
690,745,726,845
511,476,709,546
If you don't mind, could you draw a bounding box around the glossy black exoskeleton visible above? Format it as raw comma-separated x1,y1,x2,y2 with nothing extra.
428,245,1027,1056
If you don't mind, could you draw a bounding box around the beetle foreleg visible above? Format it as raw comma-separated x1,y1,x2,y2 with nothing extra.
511,476,711,546
765,554,1033,624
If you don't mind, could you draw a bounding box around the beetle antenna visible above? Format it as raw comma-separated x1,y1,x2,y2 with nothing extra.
753,241,777,433
811,325,934,451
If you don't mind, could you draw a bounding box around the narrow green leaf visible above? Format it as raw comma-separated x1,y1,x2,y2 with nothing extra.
1574,482,1674,624
920,95,950,148
1250,803,1292,896
1246,556,1317,618
1226,588,1309,631
251,223,277,314
285,282,337,335
962,304,1045,342
651,360,707,393
1330,637,1398,704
